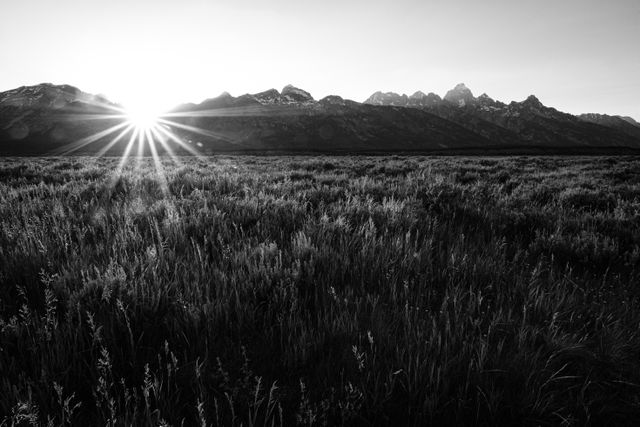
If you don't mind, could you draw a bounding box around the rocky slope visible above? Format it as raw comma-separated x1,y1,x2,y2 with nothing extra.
578,113,640,140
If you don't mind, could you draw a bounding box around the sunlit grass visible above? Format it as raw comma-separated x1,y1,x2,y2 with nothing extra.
1,156,640,425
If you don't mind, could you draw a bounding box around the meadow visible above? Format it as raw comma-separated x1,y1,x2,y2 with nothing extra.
1,155,640,426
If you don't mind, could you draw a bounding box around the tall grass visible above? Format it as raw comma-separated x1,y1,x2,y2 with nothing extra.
1,155,640,425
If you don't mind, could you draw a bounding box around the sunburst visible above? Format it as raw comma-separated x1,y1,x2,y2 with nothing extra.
126,107,159,132
49,93,298,197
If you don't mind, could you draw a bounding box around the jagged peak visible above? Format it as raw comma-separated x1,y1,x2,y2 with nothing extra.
444,83,475,107
447,83,473,94
410,91,427,99
249,85,314,104
8,82,82,95
281,84,313,101
522,95,543,107
0,82,107,110
376,91,401,96
251,88,282,105
364,91,404,105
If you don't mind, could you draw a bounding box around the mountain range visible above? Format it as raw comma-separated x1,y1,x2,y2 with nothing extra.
1,82,639,155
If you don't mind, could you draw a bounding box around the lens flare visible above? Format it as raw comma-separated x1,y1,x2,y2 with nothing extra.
125,104,160,131
47,91,309,196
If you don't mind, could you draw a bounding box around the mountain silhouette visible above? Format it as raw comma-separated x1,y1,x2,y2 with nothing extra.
1,83,639,155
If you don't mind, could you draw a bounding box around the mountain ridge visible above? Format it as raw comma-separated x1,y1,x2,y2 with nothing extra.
363,83,640,148
1,82,639,155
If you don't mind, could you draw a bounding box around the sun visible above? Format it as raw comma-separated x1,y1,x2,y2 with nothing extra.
125,104,160,131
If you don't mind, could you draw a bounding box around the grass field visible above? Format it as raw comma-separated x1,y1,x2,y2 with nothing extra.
1,155,640,426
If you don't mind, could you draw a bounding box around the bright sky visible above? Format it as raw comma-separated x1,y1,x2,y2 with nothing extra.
1,0,639,118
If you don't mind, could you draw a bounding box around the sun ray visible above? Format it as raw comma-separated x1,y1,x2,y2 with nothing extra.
162,104,298,118
113,127,139,179
149,126,182,167
153,123,205,157
103,126,139,199
146,129,181,228
72,97,129,115
45,91,300,168
147,129,170,196
50,121,130,156
135,127,146,171
47,97,280,162
157,118,238,145
58,113,129,122
94,124,135,158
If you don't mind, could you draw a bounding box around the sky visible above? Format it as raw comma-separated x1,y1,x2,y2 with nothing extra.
1,0,639,118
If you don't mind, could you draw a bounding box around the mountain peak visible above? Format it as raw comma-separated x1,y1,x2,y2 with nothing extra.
407,91,441,107
281,85,314,103
2,82,640,155
523,95,543,108
0,82,105,110
319,95,346,106
252,88,281,104
475,92,506,110
364,91,407,106
444,83,475,107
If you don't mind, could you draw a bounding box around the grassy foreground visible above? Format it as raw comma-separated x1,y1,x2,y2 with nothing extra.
1,155,640,426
